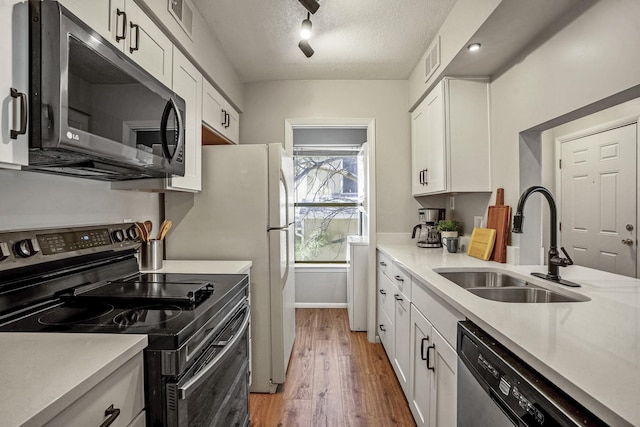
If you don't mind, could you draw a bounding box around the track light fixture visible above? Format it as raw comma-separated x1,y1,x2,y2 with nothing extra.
300,13,312,40
298,40,314,57
298,0,319,14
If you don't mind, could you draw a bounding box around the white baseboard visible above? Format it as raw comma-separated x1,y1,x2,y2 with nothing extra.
295,302,348,309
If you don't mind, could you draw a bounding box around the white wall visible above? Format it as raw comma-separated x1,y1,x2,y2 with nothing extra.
489,0,640,263
0,169,161,231
241,79,420,234
295,266,347,307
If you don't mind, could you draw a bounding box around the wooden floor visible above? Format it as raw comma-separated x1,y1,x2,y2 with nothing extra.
249,308,416,426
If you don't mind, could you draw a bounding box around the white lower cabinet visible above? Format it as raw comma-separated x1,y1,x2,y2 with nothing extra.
45,352,145,427
393,291,411,396
377,249,463,427
410,305,433,426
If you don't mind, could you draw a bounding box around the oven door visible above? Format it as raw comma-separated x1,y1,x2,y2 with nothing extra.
166,302,250,427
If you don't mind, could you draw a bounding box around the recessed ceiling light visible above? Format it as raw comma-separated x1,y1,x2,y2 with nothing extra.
467,43,481,52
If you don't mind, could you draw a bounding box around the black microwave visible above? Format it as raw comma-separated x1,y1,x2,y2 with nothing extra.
26,1,185,181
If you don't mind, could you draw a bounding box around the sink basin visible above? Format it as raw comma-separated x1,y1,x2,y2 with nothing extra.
438,271,529,289
435,269,589,303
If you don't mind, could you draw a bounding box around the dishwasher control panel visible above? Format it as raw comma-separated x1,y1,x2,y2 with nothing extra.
457,321,607,427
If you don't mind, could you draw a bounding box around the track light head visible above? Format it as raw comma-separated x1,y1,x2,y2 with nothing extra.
300,14,312,40
298,0,319,14
298,40,314,58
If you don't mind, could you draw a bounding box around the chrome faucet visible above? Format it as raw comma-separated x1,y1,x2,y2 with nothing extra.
512,186,579,287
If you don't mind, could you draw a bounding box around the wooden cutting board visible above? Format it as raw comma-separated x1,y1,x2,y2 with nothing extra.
486,188,511,263
467,227,497,261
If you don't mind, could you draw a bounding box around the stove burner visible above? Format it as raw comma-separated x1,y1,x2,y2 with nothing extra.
38,303,115,325
113,305,183,328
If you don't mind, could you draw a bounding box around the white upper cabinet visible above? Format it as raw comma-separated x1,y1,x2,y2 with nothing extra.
411,78,491,196
0,1,29,169
165,48,202,191
60,0,173,88
202,79,240,144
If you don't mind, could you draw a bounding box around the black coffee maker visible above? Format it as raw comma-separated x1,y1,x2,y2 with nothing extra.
412,208,446,248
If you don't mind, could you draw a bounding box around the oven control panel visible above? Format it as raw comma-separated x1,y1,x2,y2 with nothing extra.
0,223,140,270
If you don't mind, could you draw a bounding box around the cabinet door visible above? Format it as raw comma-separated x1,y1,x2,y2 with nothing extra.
423,82,446,193
0,0,29,168
429,328,457,427
167,49,202,191
202,79,226,134
411,98,428,195
124,0,173,88
409,306,433,427
222,103,240,144
393,292,411,397
58,0,124,43
377,302,394,359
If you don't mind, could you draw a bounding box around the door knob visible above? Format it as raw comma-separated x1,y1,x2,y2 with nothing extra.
626,224,634,231
621,238,634,246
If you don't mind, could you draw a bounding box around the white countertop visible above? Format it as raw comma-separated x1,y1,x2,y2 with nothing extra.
141,259,252,274
377,237,640,426
0,333,147,427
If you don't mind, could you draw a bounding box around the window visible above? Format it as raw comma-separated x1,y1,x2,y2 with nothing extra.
294,146,363,263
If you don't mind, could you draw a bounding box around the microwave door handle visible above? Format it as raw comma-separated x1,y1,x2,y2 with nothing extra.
177,309,250,399
160,98,182,160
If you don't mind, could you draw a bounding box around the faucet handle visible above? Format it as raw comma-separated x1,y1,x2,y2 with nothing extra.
559,247,574,266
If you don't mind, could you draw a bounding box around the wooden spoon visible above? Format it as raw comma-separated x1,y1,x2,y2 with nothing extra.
135,222,148,242
158,220,172,240
144,220,153,235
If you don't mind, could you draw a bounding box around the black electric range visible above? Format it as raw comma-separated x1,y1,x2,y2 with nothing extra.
0,223,251,426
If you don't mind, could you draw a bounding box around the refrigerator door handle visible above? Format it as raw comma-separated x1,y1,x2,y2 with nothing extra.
282,227,290,289
280,169,290,226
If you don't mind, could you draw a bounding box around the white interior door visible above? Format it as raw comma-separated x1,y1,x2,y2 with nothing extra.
560,123,637,277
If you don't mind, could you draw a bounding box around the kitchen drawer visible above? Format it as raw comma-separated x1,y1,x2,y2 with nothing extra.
377,268,396,320
45,352,145,427
377,250,392,279
377,302,394,359
391,262,412,300
411,277,464,347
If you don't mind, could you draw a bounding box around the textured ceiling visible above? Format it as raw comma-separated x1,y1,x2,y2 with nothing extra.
191,0,457,83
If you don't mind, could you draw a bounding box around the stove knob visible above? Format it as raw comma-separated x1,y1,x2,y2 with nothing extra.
112,229,125,243
14,238,40,258
0,242,10,261
126,225,138,241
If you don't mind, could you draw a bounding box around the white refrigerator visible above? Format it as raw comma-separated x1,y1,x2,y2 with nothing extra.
165,143,296,393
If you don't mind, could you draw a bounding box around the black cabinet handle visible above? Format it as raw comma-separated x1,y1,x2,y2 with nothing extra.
116,9,127,42
420,337,429,361
394,294,403,301
379,324,386,332
225,111,231,128
419,169,423,185
394,275,404,282
379,261,387,267
426,344,435,371
99,404,121,427
379,289,386,295
129,23,140,53
10,88,27,139
424,169,429,185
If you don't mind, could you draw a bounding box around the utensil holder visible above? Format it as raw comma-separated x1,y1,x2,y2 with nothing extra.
140,239,163,270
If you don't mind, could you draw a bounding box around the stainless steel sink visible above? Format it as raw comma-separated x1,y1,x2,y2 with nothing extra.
436,269,589,303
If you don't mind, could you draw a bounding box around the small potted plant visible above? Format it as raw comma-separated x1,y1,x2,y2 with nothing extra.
437,219,463,251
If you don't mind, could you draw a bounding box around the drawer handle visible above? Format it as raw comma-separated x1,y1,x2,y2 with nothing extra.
426,344,435,371
420,337,429,361
99,404,121,427
379,289,386,295
394,275,404,282
379,324,386,332
115,9,127,42
394,294,403,301
10,88,27,139
129,23,140,53
379,261,387,267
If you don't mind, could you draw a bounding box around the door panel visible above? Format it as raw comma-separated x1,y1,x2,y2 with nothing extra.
561,124,637,277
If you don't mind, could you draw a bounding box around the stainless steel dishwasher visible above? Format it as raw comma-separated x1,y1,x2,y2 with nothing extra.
457,321,607,426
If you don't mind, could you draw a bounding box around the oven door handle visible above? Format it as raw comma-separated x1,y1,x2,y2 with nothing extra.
178,308,250,399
